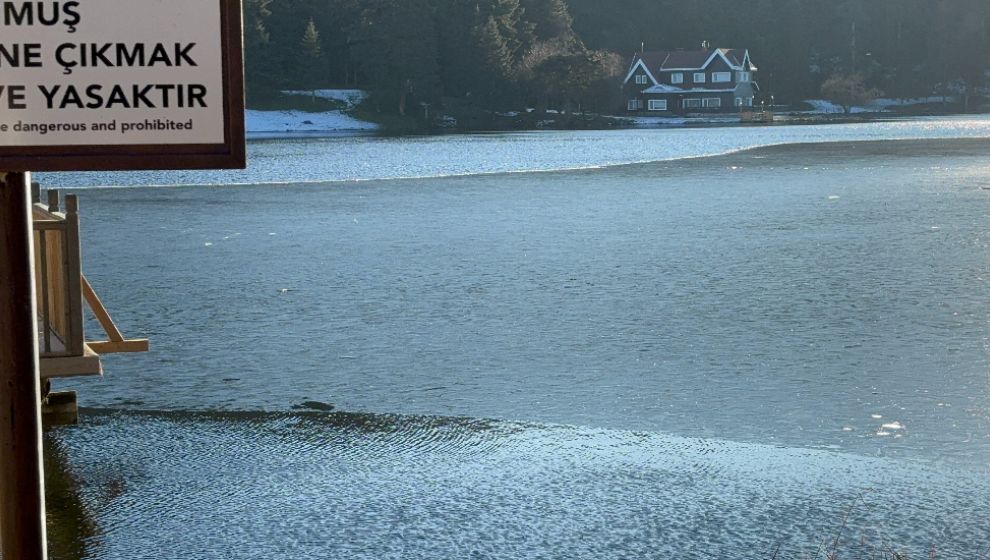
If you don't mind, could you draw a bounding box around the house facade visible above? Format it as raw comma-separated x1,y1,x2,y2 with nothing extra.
622,48,760,115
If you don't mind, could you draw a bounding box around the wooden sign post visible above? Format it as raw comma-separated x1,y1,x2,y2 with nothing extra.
0,0,245,555
0,171,48,560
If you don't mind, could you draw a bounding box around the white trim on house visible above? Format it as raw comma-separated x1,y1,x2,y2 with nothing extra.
646,49,752,73
622,58,659,87
648,99,668,111
642,85,737,94
742,50,757,71
701,49,744,71
642,84,685,94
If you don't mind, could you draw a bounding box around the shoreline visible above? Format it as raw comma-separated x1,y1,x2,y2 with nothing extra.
51,135,990,192
244,106,988,139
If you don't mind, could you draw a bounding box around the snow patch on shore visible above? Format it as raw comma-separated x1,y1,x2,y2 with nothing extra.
281,89,368,108
245,109,377,138
803,96,957,114
621,115,742,127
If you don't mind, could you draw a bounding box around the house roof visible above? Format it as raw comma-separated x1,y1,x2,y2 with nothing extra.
661,50,712,70
629,48,755,73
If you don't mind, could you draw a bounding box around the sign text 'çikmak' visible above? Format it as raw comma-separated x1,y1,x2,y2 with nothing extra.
0,0,245,171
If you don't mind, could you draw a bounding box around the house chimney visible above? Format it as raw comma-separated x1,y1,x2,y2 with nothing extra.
701,40,710,50
641,42,645,53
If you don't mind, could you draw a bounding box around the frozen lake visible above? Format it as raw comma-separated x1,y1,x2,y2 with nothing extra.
43,121,990,559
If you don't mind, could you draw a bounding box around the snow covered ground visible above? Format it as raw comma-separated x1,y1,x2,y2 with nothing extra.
802,96,956,114
622,115,742,127
245,110,378,138
280,89,368,109
245,89,377,138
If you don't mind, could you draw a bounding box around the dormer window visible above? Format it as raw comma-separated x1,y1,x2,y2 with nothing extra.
671,73,684,84
635,74,649,85
712,72,731,83
693,73,706,83
737,71,751,82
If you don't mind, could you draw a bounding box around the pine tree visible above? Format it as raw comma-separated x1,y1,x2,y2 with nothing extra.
299,18,324,92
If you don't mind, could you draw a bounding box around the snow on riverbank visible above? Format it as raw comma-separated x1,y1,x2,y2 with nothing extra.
803,96,957,114
245,89,377,138
280,89,368,109
622,115,742,127
245,109,378,138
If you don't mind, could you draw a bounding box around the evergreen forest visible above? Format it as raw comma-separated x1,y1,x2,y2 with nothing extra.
244,0,990,116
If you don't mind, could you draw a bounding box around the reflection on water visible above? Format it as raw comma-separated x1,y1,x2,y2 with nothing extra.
47,409,990,560
44,434,98,560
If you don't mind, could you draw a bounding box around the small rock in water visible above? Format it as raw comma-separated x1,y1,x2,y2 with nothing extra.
293,401,335,412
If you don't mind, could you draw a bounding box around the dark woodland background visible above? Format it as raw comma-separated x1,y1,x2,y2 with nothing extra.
243,0,990,115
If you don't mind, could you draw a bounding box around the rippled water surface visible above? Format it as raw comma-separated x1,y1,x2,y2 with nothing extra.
47,411,990,560
42,125,990,559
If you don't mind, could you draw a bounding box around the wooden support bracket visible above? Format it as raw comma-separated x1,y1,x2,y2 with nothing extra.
80,275,149,355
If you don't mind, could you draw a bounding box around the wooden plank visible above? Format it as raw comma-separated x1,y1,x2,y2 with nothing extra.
63,195,84,355
87,340,150,354
80,276,125,343
41,391,78,427
39,346,103,379
0,170,49,560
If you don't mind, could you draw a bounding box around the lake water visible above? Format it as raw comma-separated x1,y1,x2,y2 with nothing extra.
43,118,990,559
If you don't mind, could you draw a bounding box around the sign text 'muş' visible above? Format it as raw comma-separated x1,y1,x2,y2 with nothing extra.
0,0,245,171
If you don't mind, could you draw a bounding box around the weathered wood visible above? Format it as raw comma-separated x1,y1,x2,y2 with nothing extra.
41,391,79,426
87,340,150,354
39,347,103,379
46,189,59,214
0,171,50,560
37,229,52,354
63,196,84,355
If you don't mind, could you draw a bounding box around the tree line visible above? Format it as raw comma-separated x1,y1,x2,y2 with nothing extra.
245,0,990,115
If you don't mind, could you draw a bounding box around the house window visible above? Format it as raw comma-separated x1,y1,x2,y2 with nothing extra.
635,74,649,85
683,98,701,109
712,72,731,83
693,72,706,83
703,98,722,108
737,71,751,82
627,99,644,111
735,97,754,107
648,99,667,111
671,73,684,84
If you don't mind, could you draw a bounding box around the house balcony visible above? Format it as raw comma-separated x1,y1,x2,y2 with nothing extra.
32,186,148,382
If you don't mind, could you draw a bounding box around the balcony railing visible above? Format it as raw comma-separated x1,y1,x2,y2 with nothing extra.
32,186,148,379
